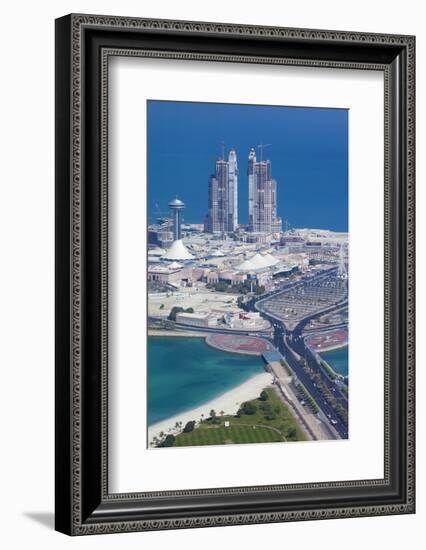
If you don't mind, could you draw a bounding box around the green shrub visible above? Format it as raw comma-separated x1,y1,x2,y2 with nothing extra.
157,434,176,447
238,402,257,415
183,421,196,433
258,390,268,402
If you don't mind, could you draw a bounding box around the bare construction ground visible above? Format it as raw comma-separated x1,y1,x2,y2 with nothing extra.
148,288,240,318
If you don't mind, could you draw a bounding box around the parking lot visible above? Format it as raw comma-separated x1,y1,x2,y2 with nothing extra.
259,272,347,323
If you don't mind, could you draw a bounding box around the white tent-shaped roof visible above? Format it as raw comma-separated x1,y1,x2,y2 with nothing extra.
263,253,279,266
211,249,225,257
249,253,271,268
168,261,183,269
148,247,166,256
162,240,194,261
235,259,256,271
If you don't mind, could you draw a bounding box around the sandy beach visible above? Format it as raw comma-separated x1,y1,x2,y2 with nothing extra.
148,372,274,446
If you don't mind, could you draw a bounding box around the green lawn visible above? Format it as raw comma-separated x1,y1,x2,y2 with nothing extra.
172,387,306,447
175,425,283,446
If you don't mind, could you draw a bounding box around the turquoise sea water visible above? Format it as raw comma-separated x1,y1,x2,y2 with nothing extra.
320,346,349,376
147,336,265,426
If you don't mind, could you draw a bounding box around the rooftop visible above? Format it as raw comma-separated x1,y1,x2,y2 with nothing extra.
162,239,194,261
168,197,185,208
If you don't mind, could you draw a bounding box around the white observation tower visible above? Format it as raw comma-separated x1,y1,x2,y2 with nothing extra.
168,197,185,241
162,197,194,261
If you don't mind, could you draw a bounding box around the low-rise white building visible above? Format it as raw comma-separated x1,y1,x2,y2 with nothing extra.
223,310,271,331
175,312,217,328
148,265,187,284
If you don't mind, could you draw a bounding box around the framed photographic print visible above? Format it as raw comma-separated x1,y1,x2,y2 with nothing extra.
55,14,415,535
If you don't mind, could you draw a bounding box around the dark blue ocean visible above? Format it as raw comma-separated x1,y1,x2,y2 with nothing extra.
147,336,265,425
319,346,349,376
148,101,348,232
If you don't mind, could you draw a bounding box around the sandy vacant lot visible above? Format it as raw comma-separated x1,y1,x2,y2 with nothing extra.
148,288,240,318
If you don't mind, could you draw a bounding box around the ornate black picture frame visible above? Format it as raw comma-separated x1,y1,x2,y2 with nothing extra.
55,13,415,535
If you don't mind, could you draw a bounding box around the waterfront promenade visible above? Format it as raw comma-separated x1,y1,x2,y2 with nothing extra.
265,358,336,441
306,328,348,352
206,333,274,356
148,328,208,338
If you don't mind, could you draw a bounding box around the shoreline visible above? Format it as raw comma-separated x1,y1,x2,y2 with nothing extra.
148,329,208,338
314,341,348,353
205,340,258,357
318,346,348,378
205,333,270,357
147,372,274,446
149,329,272,357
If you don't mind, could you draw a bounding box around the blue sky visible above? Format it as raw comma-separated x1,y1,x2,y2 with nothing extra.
147,100,348,232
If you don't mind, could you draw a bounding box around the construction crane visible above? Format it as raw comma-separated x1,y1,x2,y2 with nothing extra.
154,201,169,217
283,219,292,233
152,201,171,224
257,143,271,161
337,243,348,280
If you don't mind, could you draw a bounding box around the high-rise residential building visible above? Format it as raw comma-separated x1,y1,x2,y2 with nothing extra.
227,148,238,231
204,148,239,234
247,149,282,234
247,147,257,229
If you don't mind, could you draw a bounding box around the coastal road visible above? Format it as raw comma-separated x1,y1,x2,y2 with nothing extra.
273,322,348,439
243,271,349,439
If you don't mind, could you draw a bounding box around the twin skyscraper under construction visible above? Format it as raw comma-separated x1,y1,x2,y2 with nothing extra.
204,147,282,235
204,148,239,234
